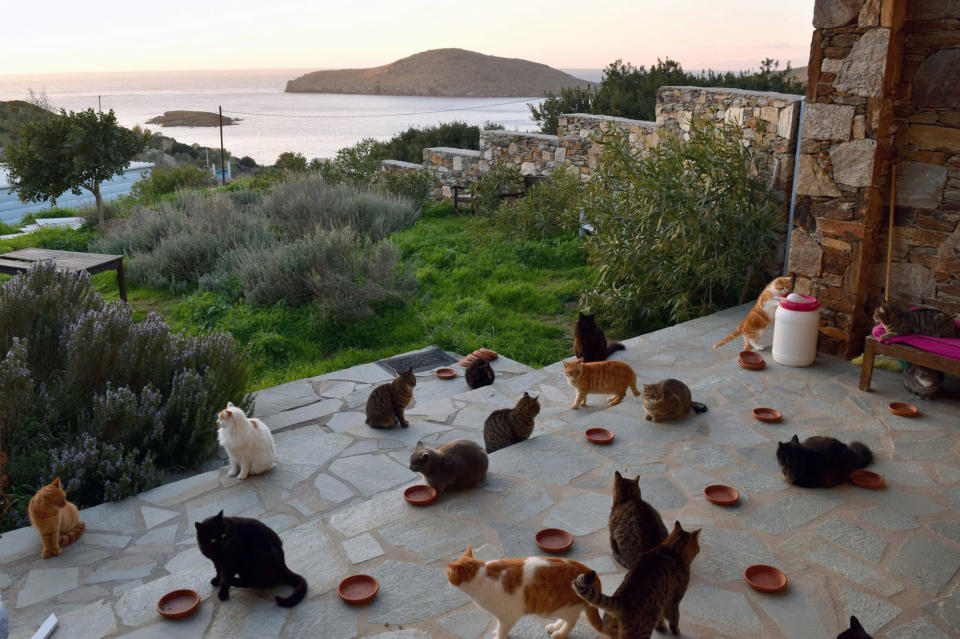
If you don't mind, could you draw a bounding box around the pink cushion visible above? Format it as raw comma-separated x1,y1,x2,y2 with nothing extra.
872,320,960,361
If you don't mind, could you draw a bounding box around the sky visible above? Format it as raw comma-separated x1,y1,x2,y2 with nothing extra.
2,0,815,76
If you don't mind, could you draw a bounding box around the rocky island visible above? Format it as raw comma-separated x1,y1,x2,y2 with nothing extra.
146,110,238,127
285,48,590,97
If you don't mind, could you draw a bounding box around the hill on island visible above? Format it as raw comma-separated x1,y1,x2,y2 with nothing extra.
285,48,591,97
147,111,238,127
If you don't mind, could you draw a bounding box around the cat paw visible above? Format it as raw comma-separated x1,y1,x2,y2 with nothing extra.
644,414,652,421
211,576,221,586
237,473,249,480
669,622,679,635
545,619,562,633
227,468,238,477
656,620,667,631
218,589,230,601
569,403,579,410
41,549,52,559
400,421,409,428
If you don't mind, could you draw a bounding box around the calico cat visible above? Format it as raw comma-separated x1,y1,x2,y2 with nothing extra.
409,439,488,495
874,302,960,340
837,615,872,639
776,434,873,488
573,521,701,638
562,358,639,409
641,379,708,422
574,312,625,362
902,363,945,399
609,471,668,570
217,402,277,479
465,357,495,389
713,275,794,351
483,392,541,453
28,477,85,558
196,510,307,607
447,546,604,639
365,366,416,428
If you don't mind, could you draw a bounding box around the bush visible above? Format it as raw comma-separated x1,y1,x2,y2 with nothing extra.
275,151,308,171
376,168,432,204
580,116,782,330
469,164,524,217
0,263,251,531
130,165,216,200
492,167,582,238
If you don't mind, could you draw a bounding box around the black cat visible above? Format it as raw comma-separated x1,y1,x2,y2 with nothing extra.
196,510,307,607
465,357,495,389
776,435,872,488
837,615,872,639
574,312,624,362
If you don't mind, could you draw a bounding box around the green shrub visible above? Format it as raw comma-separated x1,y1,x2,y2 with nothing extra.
376,167,432,204
580,117,782,330
130,165,216,200
492,167,582,238
275,151,308,171
469,164,524,217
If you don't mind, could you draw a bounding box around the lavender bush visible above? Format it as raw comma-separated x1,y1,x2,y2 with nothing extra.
0,263,252,531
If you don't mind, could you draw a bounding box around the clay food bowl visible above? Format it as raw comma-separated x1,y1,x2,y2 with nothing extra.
475,348,499,361
535,528,573,553
738,351,766,370
703,484,740,506
458,353,479,367
752,408,782,423
157,589,200,619
744,565,788,593
850,469,885,490
584,428,615,444
338,575,379,604
403,484,438,506
435,368,457,380
888,402,919,418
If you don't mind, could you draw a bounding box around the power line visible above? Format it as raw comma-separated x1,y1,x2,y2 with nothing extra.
221,97,544,119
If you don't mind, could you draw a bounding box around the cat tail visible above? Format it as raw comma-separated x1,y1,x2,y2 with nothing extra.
606,342,625,356
584,603,605,633
630,381,640,397
690,401,708,413
573,571,622,617
60,521,84,546
712,325,742,349
850,442,873,469
276,569,308,607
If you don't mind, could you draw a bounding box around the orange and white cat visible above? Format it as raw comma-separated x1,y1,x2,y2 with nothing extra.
28,478,84,558
562,358,639,409
447,547,605,639
713,276,794,351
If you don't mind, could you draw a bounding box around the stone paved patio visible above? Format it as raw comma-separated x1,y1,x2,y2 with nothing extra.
2,305,959,638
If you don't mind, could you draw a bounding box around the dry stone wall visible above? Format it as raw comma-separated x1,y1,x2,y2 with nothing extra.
478,130,562,176
556,113,659,177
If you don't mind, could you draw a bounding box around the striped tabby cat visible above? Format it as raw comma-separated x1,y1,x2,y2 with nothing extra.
609,471,668,570
483,392,540,453
641,379,707,422
873,302,959,340
573,521,701,639
562,358,639,409
365,366,416,428
902,364,944,399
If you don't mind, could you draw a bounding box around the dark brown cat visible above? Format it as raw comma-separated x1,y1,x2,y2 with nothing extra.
365,366,416,428
873,302,959,340
573,521,701,638
609,471,668,570
483,392,540,453
776,434,872,488
409,439,488,495
574,312,625,362
641,379,707,422
465,357,495,389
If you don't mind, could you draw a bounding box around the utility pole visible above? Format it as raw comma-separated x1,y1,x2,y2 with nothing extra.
98,95,102,113
219,106,226,186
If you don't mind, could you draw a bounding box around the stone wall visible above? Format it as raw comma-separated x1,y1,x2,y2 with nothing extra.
556,113,659,177
479,130,562,176
421,147,483,200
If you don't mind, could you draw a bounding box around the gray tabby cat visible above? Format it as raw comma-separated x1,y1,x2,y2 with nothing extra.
365,367,416,428
874,302,960,340
902,364,944,399
609,471,668,570
483,392,540,453
641,379,707,422
409,440,488,495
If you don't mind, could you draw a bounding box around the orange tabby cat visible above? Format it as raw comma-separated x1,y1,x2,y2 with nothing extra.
28,478,84,558
562,358,639,409
713,275,794,351
447,546,604,639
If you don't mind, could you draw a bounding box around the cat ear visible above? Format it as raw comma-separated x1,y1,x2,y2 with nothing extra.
52,477,61,487
850,616,864,631
791,434,800,444
463,546,473,558
215,510,224,520
194,521,201,531
523,391,530,398
227,401,234,408
224,409,233,418
614,470,622,481
575,357,583,363
414,441,423,450
673,520,682,532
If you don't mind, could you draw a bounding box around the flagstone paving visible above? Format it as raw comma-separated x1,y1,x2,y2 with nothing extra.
3,306,960,638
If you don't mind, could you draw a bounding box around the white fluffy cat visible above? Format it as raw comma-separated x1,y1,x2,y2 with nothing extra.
217,402,277,479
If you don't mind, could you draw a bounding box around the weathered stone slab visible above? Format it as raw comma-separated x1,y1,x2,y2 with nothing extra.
313,473,355,504
830,139,877,187
185,484,259,527
887,617,953,639
381,515,488,562
135,524,177,547
206,588,289,638
325,411,366,433
78,533,132,549
84,555,156,584
796,154,841,197
813,0,861,27
836,29,890,97
329,454,417,496
896,161,948,209
816,518,886,563
80,501,143,536
267,398,342,430
859,506,918,531
840,584,902,634
140,506,179,530
251,378,319,419
284,596,357,639
674,443,737,471
312,379,356,399
367,561,469,624
113,600,213,638
497,483,553,522
699,528,774,582
16,567,79,608
274,430,352,467
542,493,611,536
786,532,903,596
725,470,789,493
139,470,220,507
636,476,688,511
680,584,765,636
751,573,831,639
164,546,205,574
913,49,960,109
56,599,118,639
744,492,841,535
890,534,960,595
280,520,343,595
439,608,492,639
489,435,601,484
311,362,393,384
803,103,855,141
327,488,412,537
342,533,384,564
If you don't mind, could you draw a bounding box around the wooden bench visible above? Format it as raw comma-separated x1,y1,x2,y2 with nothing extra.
0,248,126,301
858,335,960,391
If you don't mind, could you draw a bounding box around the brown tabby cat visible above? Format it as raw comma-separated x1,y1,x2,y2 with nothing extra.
641,379,707,422
365,366,416,428
573,521,701,639
609,471,668,570
873,302,960,340
713,275,794,351
562,358,639,409
483,392,541,453
574,312,625,362
28,477,85,558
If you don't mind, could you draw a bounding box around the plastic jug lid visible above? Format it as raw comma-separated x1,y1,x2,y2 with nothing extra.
779,294,819,311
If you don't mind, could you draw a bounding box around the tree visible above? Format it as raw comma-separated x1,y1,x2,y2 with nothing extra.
528,86,593,135
275,151,308,172
3,108,146,226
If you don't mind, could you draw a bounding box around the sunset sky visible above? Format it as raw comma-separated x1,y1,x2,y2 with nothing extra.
3,0,815,75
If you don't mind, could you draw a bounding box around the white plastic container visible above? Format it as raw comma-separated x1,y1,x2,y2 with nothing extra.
772,294,820,367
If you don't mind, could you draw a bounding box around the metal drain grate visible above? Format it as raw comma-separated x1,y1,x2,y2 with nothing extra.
375,347,457,375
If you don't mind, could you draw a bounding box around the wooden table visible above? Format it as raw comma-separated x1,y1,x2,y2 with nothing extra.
0,248,126,301
859,335,960,391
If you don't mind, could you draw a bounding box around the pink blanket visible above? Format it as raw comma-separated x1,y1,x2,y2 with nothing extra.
872,321,960,361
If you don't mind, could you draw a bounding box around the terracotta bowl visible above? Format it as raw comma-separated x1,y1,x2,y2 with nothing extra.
403,484,438,506
850,469,885,490
475,348,499,361
458,354,479,367
888,402,919,417
435,368,457,380
703,484,740,506
535,528,573,553
157,589,200,619
584,428,615,444
738,351,765,366
744,565,788,593
752,408,782,423
338,575,379,605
